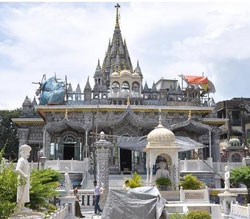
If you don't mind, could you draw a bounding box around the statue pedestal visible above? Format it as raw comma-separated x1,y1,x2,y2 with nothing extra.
59,196,76,219
10,211,44,219
218,190,237,219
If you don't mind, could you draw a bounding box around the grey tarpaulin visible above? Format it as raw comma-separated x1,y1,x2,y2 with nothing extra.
101,186,168,219
117,136,206,152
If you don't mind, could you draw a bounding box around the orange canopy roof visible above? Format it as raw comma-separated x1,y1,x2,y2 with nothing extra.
184,76,208,84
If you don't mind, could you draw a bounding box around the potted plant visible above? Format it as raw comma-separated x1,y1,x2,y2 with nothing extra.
155,177,171,190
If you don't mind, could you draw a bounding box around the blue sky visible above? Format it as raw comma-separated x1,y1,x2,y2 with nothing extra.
0,2,250,109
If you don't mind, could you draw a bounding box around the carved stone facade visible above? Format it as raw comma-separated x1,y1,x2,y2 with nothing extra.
12,5,226,174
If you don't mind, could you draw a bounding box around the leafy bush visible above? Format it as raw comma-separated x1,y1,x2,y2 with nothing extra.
124,172,143,188
0,148,17,218
29,168,61,210
231,166,250,203
156,177,171,186
187,211,211,219
169,213,187,219
179,174,203,190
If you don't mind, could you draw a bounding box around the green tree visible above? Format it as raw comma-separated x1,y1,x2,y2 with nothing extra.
0,109,21,160
179,174,203,190
29,168,61,210
231,166,250,203
0,148,17,218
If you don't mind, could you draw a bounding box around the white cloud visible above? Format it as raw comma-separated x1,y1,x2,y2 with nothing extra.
0,2,250,109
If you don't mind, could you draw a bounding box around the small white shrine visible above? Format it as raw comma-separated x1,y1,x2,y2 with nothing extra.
145,113,180,188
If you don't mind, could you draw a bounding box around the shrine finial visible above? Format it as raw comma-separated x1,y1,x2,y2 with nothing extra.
159,108,162,125
115,3,120,27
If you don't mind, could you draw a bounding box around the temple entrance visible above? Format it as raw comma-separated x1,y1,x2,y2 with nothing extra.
64,143,75,160
120,149,131,173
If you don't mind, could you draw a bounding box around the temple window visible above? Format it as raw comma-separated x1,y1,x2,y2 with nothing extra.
132,82,140,93
122,81,130,91
112,81,120,93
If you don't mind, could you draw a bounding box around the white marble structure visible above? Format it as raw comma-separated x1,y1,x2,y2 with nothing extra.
64,167,71,196
15,144,32,213
146,113,180,187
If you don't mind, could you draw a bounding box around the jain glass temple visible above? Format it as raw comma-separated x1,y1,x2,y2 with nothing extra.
13,5,233,187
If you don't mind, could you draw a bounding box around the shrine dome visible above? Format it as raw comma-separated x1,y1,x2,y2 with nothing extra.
147,121,175,147
110,71,119,77
120,70,132,77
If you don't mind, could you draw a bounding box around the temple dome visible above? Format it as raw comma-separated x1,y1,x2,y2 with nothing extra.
147,122,175,147
120,70,132,77
110,71,120,77
228,138,241,147
132,72,140,78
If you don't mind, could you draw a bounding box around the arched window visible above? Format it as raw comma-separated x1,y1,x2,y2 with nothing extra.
122,81,130,91
112,81,120,93
231,153,241,162
132,82,140,93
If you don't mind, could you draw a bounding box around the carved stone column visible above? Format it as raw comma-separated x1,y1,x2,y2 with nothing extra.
212,127,221,162
17,128,29,147
94,131,113,204
42,128,51,158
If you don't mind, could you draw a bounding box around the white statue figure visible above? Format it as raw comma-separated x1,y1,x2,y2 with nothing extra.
155,161,170,180
224,166,230,190
15,144,32,212
65,167,71,196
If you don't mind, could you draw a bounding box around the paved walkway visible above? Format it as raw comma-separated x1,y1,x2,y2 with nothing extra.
80,209,101,219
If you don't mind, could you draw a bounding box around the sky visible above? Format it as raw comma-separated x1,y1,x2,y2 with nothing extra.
0,2,250,109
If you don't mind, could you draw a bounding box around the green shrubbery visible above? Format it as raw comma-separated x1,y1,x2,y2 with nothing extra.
186,211,211,219
156,177,172,187
0,148,61,218
179,174,203,190
0,151,17,218
169,211,211,219
124,172,143,188
28,168,61,210
231,166,250,203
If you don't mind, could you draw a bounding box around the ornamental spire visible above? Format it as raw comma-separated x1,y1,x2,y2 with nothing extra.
115,3,120,28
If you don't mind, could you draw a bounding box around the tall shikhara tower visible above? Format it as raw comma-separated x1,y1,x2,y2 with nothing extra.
93,4,140,90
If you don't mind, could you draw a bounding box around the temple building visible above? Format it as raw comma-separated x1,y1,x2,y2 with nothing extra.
13,5,227,180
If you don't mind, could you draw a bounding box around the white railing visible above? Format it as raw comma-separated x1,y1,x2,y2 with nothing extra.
78,189,95,208
47,204,69,219
230,202,250,219
179,159,242,174
180,186,209,203
179,158,213,172
45,158,89,172
57,189,94,208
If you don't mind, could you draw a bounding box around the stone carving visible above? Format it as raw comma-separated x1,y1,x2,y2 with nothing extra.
15,144,32,213
155,161,170,180
224,166,230,190
64,167,71,196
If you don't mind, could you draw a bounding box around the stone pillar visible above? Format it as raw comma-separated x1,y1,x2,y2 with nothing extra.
17,128,29,147
94,131,113,204
212,128,221,162
209,130,212,158
85,129,89,158
42,128,51,158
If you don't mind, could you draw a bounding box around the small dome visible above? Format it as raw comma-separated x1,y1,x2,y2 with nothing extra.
229,138,241,147
111,71,120,77
147,123,175,147
132,72,141,78
120,70,132,77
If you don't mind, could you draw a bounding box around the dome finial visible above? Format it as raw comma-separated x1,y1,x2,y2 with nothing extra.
159,108,162,125
188,110,192,120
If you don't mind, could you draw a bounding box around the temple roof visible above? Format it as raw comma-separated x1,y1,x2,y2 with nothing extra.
171,119,211,136
45,118,88,133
